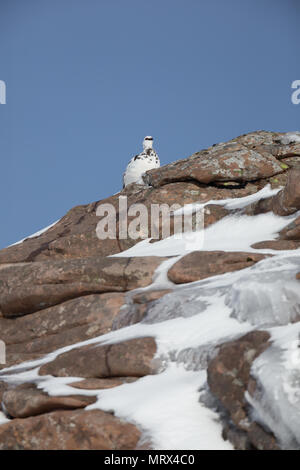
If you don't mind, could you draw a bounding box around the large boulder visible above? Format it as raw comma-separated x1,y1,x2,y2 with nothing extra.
0,409,141,450
167,251,268,284
39,336,159,378
143,133,286,188
2,383,96,419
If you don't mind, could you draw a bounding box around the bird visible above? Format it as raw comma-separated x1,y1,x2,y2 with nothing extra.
123,136,160,188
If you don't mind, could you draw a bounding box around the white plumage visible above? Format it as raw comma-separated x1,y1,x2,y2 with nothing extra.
123,136,160,188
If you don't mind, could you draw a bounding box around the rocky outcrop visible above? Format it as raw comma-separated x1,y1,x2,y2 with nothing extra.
0,183,253,265
1,131,299,267
143,131,294,188
144,143,283,187
1,130,300,450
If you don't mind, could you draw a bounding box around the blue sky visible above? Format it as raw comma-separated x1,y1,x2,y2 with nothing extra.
0,0,299,248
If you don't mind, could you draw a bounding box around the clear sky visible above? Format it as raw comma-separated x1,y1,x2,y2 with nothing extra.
0,0,299,248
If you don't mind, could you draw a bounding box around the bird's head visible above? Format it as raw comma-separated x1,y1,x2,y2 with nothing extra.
143,136,154,150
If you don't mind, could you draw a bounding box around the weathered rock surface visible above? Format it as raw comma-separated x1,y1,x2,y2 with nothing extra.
143,132,289,188
207,331,279,450
0,256,165,317
39,337,158,378
168,251,268,284
0,293,124,354
0,409,141,450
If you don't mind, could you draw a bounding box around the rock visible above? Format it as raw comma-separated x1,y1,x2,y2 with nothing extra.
0,256,165,317
207,331,279,449
279,216,300,240
0,200,120,264
222,421,279,451
39,337,159,378
0,129,299,450
245,169,300,217
131,290,172,304
168,251,268,284
0,182,252,265
143,139,284,188
0,291,168,371
69,377,138,390
252,240,300,251
1,132,297,267
112,289,173,330
0,381,8,401
203,205,231,228
269,168,300,216
207,331,270,428
0,293,125,355
2,383,96,418
149,203,231,242
0,409,141,450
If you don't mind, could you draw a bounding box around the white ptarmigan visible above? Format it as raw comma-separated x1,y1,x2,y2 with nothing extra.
123,136,160,188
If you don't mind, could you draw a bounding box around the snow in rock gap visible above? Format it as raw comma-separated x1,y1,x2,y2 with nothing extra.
1,186,300,449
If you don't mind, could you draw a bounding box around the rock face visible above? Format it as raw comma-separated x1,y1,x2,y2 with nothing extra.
1,130,300,450
0,256,166,317
0,293,125,368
